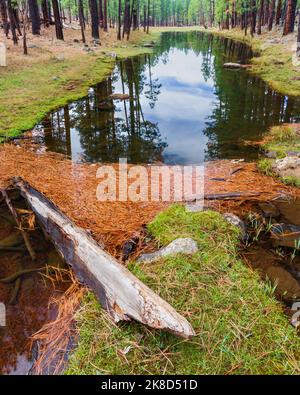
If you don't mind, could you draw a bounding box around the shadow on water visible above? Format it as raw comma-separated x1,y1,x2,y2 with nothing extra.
34,31,300,164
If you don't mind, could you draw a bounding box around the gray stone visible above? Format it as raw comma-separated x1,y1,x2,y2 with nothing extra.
265,150,277,159
55,54,65,61
27,43,39,49
137,238,198,263
272,156,300,179
223,213,247,241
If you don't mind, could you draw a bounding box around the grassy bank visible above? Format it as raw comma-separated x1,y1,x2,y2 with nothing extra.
66,206,300,375
258,124,300,187
200,27,300,97
0,33,153,142
1,26,299,141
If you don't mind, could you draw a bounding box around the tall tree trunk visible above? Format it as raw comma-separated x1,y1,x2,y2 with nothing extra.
99,0,103,28
103,0,108,31
275,0,282,24
117,0,121,39
89,0,100,39
23,0,29,55
41,0,50,27
297,11,300,57
146,0,150,33
283,0,297,35
78,0,86,43
7,0,18,44
123,0,130,38
257,0,264,34
0,0,9,36
268,0,275,30
52,0,64,40
28,0,40,35
250,0,257,36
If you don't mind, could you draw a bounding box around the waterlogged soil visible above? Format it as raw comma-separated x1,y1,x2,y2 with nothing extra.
0,192,69,374
242,198,300,306
31,31,300,164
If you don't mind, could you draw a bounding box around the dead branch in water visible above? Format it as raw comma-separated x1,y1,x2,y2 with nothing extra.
0,188,36,260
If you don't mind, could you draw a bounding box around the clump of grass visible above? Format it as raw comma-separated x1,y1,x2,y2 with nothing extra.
281,175,300,188
268,125,298,144
66,205,300,375
258,158,274,176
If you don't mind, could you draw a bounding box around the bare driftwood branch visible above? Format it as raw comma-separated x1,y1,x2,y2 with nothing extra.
13,177,195,339
0,188,36,260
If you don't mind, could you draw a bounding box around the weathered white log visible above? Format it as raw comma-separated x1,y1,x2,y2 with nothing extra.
223,62,250,69
0,42,6,67
13,177,195,339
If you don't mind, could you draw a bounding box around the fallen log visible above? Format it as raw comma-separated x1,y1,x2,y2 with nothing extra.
13,177,195,339
204,192,260,200
223,62,250,69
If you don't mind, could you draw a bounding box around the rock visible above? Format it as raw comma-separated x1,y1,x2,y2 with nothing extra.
272,156,300,178
270,223,300,249
286,151,300,157
265,150,277,159
52,76,60,81
137,238,198,263
223,62,249,69
223,213,247,241
55,54,65,61
27,43,39,49
266,266,300,301
185,202,204,213
73,39,80,43
109,93,130,101
258,202,280,219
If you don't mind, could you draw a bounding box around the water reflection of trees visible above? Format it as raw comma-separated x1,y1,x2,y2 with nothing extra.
41,56,166,163
40,31,300,163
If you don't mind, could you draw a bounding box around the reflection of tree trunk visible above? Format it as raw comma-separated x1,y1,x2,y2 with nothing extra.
64,105,72,157
120,62,129,128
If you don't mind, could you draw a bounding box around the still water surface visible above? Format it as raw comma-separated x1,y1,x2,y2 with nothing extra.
35,32,300,164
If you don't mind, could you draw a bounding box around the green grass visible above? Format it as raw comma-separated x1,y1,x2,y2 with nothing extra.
262,125,300,159
0,40,153,141
66,205,300,375
201,28,300,97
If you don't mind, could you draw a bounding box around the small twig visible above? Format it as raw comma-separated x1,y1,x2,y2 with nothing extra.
0,188,36,260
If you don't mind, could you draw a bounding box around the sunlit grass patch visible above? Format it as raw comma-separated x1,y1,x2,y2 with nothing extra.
66,205,300,375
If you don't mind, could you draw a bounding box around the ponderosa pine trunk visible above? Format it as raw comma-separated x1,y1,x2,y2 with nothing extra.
297,11,300,57
52,0,64,40
0,0,9,36
146,0,150,33
28,0,40,35
123,0,130,38
103,0,108,31
275,0,282,25
257,0,264,34
99,0,103,28
41,0,50,27
283,0,297,34
117,0,121,39
89,0,99,39
78,0,86,43
268,0,276,30
7,0,18,44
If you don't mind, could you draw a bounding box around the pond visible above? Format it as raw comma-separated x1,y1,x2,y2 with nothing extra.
34,31,300,164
